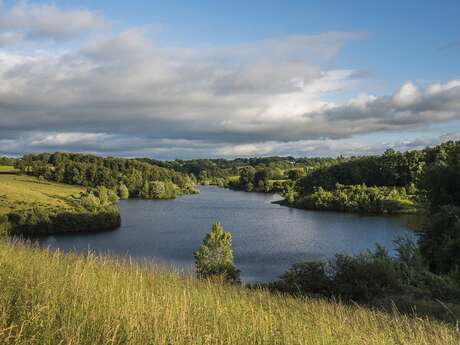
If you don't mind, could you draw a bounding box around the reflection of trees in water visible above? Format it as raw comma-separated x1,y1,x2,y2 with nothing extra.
395,213,427,233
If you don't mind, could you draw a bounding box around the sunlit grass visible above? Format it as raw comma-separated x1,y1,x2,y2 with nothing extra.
0,166,17,172
0,240,458,345
0,173,84,214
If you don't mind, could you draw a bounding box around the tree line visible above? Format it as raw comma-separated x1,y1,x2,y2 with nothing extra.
16,152,197,200
0,156,17,166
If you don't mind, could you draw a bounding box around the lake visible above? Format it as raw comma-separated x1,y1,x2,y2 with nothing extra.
35,186,417,282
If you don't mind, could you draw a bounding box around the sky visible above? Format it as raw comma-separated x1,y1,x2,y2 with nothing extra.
0,0,459,159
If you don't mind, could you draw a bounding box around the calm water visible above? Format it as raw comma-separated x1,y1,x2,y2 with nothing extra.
35,186,417,282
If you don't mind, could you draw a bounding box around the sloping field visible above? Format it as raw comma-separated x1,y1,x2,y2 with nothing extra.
0,166,17,172
0,240,458,345
0,173,84,214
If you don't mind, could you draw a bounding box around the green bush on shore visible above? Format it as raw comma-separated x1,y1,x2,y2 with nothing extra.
268,239,460,323
295,184,418,214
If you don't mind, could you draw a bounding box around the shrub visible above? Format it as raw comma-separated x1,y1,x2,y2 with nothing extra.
117,183,130,199
271,261,331,296
331,247,402,301
420,205,460,275
194,223,240,284
270,238,460,309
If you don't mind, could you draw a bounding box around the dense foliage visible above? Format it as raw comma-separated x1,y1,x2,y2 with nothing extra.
418,141,460,276
295,149,425,195
420,206,460,275
269,239,460,321
158,149,430,214
296,184,417,214
166,156,334,190
0,156,17,166
17,152,197,199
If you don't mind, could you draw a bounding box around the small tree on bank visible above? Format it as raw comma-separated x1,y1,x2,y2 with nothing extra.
117,183,129,199
194,223,240,284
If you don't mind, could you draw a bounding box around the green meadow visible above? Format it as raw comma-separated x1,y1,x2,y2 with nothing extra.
0,172,84,215
0,166,17,172
0,240,458,345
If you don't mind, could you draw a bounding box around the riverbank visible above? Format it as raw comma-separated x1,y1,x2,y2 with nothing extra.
216,177,422,215
0,239,458,345
36,185,415,282
0,172,120,235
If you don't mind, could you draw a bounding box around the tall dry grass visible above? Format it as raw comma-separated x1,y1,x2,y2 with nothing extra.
0,240,458,345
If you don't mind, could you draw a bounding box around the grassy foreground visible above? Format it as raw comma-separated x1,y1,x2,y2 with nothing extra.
0,172,84,214
0,241,458,345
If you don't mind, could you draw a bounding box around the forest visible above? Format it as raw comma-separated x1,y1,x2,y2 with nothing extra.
163,142,458,215
16,152,198,200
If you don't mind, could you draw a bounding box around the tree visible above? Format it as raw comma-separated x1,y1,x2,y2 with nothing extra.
274,261,331,296
194,223,240,283
420,205,460,274
140,180,150,198
117,183,129,199
149,181,166,198
287,168,305,180
239,166,256,190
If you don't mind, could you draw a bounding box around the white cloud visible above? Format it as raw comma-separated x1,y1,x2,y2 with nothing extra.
0,31,22,45
30,132,112,146
427,80,460,94
0,30,364,143
0,1,107,41
219,144,274,157
0,3,459,159
393,82,419,107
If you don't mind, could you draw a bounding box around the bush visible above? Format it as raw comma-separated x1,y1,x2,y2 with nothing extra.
117,183,130,199
420,205,460,275
270,239,460,309
331,247,402,301
194,223,240,284
270,261,331,296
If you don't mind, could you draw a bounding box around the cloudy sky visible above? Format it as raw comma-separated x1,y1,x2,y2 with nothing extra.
0,0,459,159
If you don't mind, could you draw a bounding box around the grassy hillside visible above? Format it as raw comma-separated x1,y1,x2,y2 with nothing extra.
0,166,17,173
0,172,84,214
0,173,119,235
0,241,458,345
